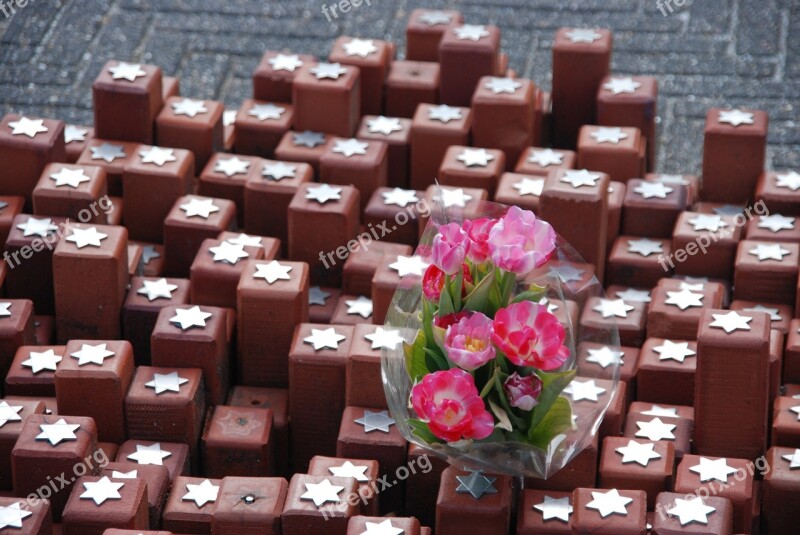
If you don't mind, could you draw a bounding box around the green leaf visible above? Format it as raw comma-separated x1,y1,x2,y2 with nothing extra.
528,369,576,432
438,282,456,316
510,283,549,305
462,267,495,313
424,347,449,371
407,418,443,444
527,396,574,449
405,331,430,382
453,266,464,311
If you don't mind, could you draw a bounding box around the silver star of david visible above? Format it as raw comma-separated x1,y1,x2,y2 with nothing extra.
550,264,585,283
627,238,663,257
657,174,689,185
603,76,641,95
306,183,342,204
0,401,23,428
329,461,369,481
758,214,795,233
16,217,58,238
209,241,249,264
36,418,80,446
127,442,172,465
454,24,489,41
664,289,704,310
781,449,800,469
293,130,326,148
590,127,628,144
80,476,124,505
428,104,462,123
586,346,623,368
484,77,522,94
22,348,62,374
456,470,497,499
718,109,754,127
561,169,602,188
749,242,791,261
437,187,473,208
109,62,146,82
139,146,177,167
457,148,495,167
419,10,452,25
776,170,800,191
170,306,212,330
741,304,781,321
538,297,559,314
172,98,208,118
90,142,126,163
709,311,752,333
343,38,377,57
586,489,633,518
301,479,344,507
262,161,296,181
389,255,428,277
355,409,395,433
616,288,651,303
182,479,219,507
268,53,303,71
593,298,634,318
635,417,676,441
364,327,404,350
333,138,368,157
680,280,705,291
66,226,107,248
565,28,603,43
641,405,679,418
533,495,573,523
689,457,737,483
790,405,800,421
311,62,348,80
9,116,48,138
111,470,137,478
382,187,419,207
215,156,251,177
180,197,220,218
309,286,331,306
563,379,606,402
226,233,261,248
363,519,404,535
137,278,177,301
512,177,544,197
71,343,115,366
634,181,673,199
223,109,237,127
653,340,696,363
64,125,88,143
304,328,346,350
367,116,402,136
688,213,727,232
527,148,564,167
346,296,373,318
253,260,292,284
50,166,91,188
713,205,743,217
616,440,661,467
668,497,716,526
249,103,285,121
0,302,10,318
145,371,189,394
0,502,32,529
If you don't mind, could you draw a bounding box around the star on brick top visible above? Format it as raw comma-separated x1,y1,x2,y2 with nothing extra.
454,24,489,41
170,306,212,330
635,417,676,441
343,38,377,57
641,405,679,418
293,130,327,148
627,238,663,257
346,296,373,318
180,197,220,218
253,260,292,284
593,298,634,318
782,449,800,469
680,279,706,291
111,470,137,478
0,502,32,529
301,479,344,507
355,409,395,433
138,278,178,301
586,346,623,368
561,169,602,188
664,288,704,310
268,53,303,71
333,138,369,157
90,142,126,163
590,126,628,144
362,519,404,535
565,28,603,43
367,116,403,136
668,497,716,526
382,187,419,207
145,371,189,394
223,109,237,126
533,495,573,523
172,98,208,118
586,488,632,517
21,348,62,374
214,156,251,177
309,286,331,306
304,327,346,350
550,264,585,283
36,418,80,446
80,476,124,506
182,479,219,507
603,76,641,95
616,288,651,303
718,109,754,127
0,302,11,317
389,255,429,277
209,241,249,265
8,116,48,138
484,77,522,94
742,304,781,321
688,213,727,232
329,460,369,481
127,442,172,465
64,125,88,143
790,405,800,421
749,242,791,261
50,166,91,188
364,327,404,350
689,457,737,483
615,440,661,467
262,161,296,181
654,340,696,363
305,183,342,204
758,213,795,233
633,181,673,199
311,62,348,80
456,470,497,499
428,104,462,123
226,233,262,248
713,204,743,217
436,187,473,208
419,10,452,25
71,343,115,366
109,61,146,82
139,146,177,166
249,103,285,121
512,177,544,197
66,226,107,248
527,148,564,167
457,148,495,167
709,311,752,333
0,401,23,428
775,170,800,191
563,379,606,402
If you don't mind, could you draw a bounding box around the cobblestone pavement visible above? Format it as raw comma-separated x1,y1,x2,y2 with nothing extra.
0,0,797,173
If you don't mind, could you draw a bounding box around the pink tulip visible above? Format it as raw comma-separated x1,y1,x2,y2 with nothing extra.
431,223,470,275
444,312,496,370
487,206,556,275
462,217,497,264
411,369,495,442
422,264,473,302
491,301,569,370
503,372,543,411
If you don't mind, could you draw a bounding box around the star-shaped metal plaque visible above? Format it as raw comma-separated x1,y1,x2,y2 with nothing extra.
223,109,237,127
306,183,342,204
36,418,80,446
748,242,791,261
365,327,405,350
454,24,490,41
484,77,522,94
362,519,404,535
688,214,727,232
668,497,716,526
653,340,696,363
680,280,705,291
90,142,126,163
561,169,602,188
634,181,673,199
71,343,115,366
436,187,473,208
329,460,370,481
50,166,91,188
781,449,800,469
304,328,346,350
790,405,800,421
139,146,177,166
565,28,603,43
367,116,402,136
512,177,544,197
21,348,62,374
109,62,146,82
0,302,10,318
248,103,285,121
293,130,326,148
346,296,373,318
182,479,219,507
145,371,189,394
533,495,573,523
389,255,429,277
80,476,124,505
333,138,368,157
16,217,58,238
343,38,377,57
563,379,606,402
428,104,462,123
709,311,752,333
138,278,178,301
742,304,781,321
9,116,48,138
355,409,395,433
641,405,679,418
586,488,632,518
64,124,88,143
66,226,108,248
127,442,172,465
616,440,661,467
627,238,663,257
603,76,641,95
111,470,137,478
593,298,634,318
713,204,743,217
419,10,452,25
311,62,348,80
309,286,331,306
457,148,495,167
170,306,212,330
268,53,303,71
209,241,249,264
382,187,418,207
550,264,585,283
664,289,704,310
527,148,564,167
456,470,497,499
262,161,296,181
718,109,754,127
301,479,344,507
172,98,208,118
0,502,32,529
775,170,800,191
635,417,676,441
585,346,623,368
689,457,737,483
180,197,220,218
616,288,651,303
590,127,628,144
0,401,23,428
758,213,795,233
226,233,262,248
253,260,292,284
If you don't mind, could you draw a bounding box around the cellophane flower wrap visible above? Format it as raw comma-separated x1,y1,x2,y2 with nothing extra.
382,199,620,479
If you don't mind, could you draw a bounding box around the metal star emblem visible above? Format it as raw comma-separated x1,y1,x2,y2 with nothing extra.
654,340,696,363
293,130,326,148
305,183,342,204
457,148,495,167
70,343,115,366
226,233,262,247
718,109,754,127
365,327,405,350
145,371,189,394
456,470,497,499
781,449,800,469
0,502,32,529
16,217,59,240
182,479,219,507
367,116,402,136
668,497,716,526
170,306,213,330
454,24,490,41
586,346,624,368
50,166,91,188
749,242,791,261
262,161,296,181
343,38,377,57
664,289,704,310
635,417,676,441
363,519,404,535
66,226,107,248
616,288,651,303
533,495,573,523
268,53,303,71
36,418,80,445
180,197,220,218
138,278,177,301
109,62,146,81
80,476,124,505
127,442,172,465
657,174,690,185
419,10,452,25
64,124,88,143
688,214,727,232
311,62,348,80
689,457,737,483
680,281,705,291
427,104,462,123
21,348,62,374
709,311,752,333
209,241,249,264
615,440,661,467
590,126,628,144
172,98,208,118
346,296,373,318
527,148,564,167
603,76,641,95
253,260,292,284
355,409,395,433
0,401,23,428
304,328,346,350
382,187,419,207
538,297,559,314
713,204,743,217
249,103,285,121
758,214,795,233
642,405,679,418
627,238,663,257
90,142,126,163
484,77,522,94
563,379,606,402
389,255,429,277
586,489,633,518
332,138,369,157
111,470,137,478
329,461,369,481
593,298,634,318
301,479,344,507
550,264,585,283
561,169,602,188
309,286,331,306
437,187,473,208
775,171,800,191
790,405,800,421
634,181,673,199
215,156,251,177
742,304,781,321
565,28,603,43
9,116,48,138
223,109,237,127
512,177,544,197
0,302,10,317
139,146,177,166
